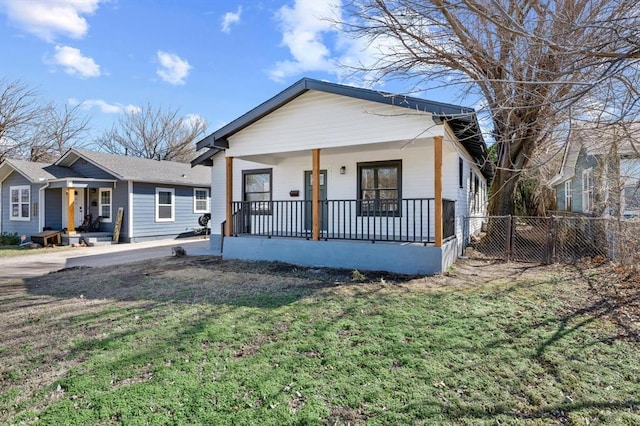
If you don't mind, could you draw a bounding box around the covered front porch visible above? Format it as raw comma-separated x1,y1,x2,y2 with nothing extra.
218,136,457,274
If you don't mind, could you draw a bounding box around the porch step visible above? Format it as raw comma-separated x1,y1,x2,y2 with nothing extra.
85,236,114,247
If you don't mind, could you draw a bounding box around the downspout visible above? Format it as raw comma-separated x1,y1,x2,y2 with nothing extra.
38,180,50,232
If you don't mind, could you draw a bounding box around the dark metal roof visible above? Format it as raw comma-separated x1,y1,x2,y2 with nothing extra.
192,77,489,176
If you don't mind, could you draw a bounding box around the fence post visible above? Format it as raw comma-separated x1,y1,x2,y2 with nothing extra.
505,215,512,261
545,217,555,264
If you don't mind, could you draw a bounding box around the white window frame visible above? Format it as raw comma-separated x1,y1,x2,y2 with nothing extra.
155,187,175,222
10,185,30,221
582,168,593,212
98,188,113,223
564,180,572,211
193,188,210,214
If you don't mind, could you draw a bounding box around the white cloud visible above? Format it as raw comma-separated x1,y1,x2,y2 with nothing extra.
0,0,104,42
269,0,341,82
221,6,242,33
50,45,101,78
156,51,191,85
70,98,140,114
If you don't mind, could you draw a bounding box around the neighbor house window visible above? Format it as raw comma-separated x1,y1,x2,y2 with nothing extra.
473,175,480,213
194,188,210,213
458,158,464,188
582,168,593,212
10,185,30,221
564,180,572,211
243,169,272,213
358,160,402,215
99,188,112,222
155,188,175,222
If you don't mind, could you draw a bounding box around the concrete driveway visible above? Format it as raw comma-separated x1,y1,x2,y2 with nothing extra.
0,238,213,281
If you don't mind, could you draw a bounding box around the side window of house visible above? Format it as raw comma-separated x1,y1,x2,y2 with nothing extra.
243,169,272,213
99,188,112,222
194,188,210,213
458,158,463,188
582,168,593,212
564,180,572,211
10,185,30,221
358,160,402,215
473,175,480,213
155,188,175,222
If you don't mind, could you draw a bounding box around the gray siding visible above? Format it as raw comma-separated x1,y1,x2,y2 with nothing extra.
131,182,203,242
44,188,63,230
1,172,42,238
69,158,115,179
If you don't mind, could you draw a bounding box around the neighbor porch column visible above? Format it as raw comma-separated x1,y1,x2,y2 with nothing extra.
312,148,321,241
225,156,233,237
67,186,76,234
434,136,443,247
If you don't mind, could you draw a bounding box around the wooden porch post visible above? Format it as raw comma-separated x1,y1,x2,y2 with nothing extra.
312,148,320,241
434,136,443,247
225,156,233,237
67,187,76,234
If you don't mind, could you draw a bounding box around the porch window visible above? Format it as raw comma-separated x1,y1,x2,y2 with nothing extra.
193,188,210,213
582,168,593,212
10,185,30,221
99,189,112,222
564,180,572,211
155,187,175,222
243,169,272,214
357,160,402,216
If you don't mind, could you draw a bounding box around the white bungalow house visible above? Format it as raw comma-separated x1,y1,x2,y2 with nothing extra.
193,78,490,274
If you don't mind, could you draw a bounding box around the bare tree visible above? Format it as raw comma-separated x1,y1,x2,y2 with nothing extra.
340,0,640,215
28,104,91,162
0,78,91,163
96,103,207,163
0,78,45,162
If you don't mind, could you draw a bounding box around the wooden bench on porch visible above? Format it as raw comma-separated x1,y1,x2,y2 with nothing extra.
31,230,62,246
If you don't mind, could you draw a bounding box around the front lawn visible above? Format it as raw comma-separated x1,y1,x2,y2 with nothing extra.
0,257,638,424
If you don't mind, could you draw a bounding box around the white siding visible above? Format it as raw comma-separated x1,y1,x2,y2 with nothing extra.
226,91,444,157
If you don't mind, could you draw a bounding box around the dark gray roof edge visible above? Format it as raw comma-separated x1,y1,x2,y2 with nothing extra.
196,77,478,151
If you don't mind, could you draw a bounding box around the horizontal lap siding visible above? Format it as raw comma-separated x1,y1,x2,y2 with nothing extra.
70,158,115,179
1,172,41,238
131,182,201,240
44,189,63,230
227,91,442,157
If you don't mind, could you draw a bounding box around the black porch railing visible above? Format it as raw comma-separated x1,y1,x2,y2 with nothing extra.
230,198,456,243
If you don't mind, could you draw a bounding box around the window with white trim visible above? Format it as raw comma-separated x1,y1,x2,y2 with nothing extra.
582,168,593,212
155,188,175,222
10,185,30,221
99,188,112,222
564,180,572,211
193,188,209,213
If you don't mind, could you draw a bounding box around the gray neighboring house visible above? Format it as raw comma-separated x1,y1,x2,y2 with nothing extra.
550,123,640,217
0,148,212,243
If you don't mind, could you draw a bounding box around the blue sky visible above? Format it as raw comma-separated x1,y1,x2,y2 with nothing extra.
0,0,472,142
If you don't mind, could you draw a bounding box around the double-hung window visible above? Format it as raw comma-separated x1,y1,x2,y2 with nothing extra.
564,180,572,211
10,186,30,221
243,169,272,213
156,188,175,222
358,160,401,216
194,188,210,213
99,188,112,222
582,168,593,212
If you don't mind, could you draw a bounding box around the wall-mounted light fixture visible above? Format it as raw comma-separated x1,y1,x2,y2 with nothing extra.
339,166,346,175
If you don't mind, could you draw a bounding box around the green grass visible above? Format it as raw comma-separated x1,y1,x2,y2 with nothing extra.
0,245,70,257
1,258,638,425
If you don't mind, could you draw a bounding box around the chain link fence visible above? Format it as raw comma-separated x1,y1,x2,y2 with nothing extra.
464,215,640,267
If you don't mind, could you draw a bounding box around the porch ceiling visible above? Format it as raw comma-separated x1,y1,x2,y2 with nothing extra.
234,138,431,164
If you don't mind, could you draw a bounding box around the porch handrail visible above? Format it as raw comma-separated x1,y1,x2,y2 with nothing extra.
229,198,455,244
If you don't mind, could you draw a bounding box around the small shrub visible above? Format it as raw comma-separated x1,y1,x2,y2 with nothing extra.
351,269,366,282
0,232,21,246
